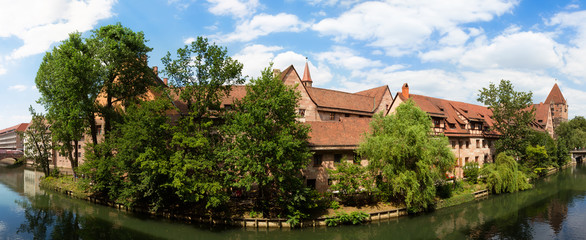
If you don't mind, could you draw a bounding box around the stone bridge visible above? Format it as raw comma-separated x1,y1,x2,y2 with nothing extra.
0,150,23,161
570,149,586,163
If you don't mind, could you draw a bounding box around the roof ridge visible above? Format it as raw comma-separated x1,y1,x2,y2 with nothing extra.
308,86,375,99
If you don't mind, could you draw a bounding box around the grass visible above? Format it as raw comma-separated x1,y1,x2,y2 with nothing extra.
436,181,487,209
40,175,90,199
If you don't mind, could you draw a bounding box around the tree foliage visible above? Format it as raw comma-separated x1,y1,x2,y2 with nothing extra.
35,32,102,176
328,161,373,205
161,37,243,209
481,152,531,194
19,107,54,176
556,116,586,150
87,23,154,136
477,80,535,155
223,66,312,217
358,100,455,212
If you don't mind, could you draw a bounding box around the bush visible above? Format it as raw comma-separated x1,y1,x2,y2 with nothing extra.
480,153,532,194
463,162,480,184
325,211,370,226
330,200,341,210
436,181,453,199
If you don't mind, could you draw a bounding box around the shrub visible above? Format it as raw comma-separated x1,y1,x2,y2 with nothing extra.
463,162,480,184
325,211,370,226
480,152,531,194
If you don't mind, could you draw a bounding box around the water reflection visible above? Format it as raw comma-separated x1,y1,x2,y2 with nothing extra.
1,165,586,239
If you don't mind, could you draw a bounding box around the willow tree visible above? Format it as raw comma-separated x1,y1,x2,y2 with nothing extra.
358,100,455,212
35,32,102,176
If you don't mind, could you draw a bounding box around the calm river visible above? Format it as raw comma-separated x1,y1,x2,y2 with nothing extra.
1,164,586,240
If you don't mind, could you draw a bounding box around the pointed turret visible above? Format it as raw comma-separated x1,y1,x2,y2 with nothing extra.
301,58,312,87
545,83,566,105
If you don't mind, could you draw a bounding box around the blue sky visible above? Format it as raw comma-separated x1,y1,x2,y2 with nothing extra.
1,0,586,129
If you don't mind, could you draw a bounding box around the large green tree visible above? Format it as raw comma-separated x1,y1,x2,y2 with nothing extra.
556,116,586,150
87,23,154,137
19,107,54,176
358,100,455,212
35,32,102,176
223,66,312,217
477,80,535,155
161,37,243,209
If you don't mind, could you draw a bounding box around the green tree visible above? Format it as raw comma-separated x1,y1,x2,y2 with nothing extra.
328,161,373,205
224,66,312,217
481,152,531,194
358,100,455,212
80,95,175,210
556,116,586,150
477,80,535,155
19,107,54,176
87,23,154,137
35,32,102,177
525,145,550,172
161,36,243,210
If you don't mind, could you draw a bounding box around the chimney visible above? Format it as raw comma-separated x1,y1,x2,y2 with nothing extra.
163,78,168,85
153,66,158,76
273,69,281,78
401,83,409,99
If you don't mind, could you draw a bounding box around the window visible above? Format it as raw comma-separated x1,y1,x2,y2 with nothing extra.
433,119,441,128
334,154,342,164
224,104,232,110
460,124,465,129
466,141,470,149
483,140,486,148
449,123,456,129
476,140,480,148
345,113,350,117
465,157,469,164
484,154,488,163
451,141,456,149
329,112,335,120
459,141,463,149
475,156,479,163
96,125,102,135
298,109,305,117
306,179,316,189
538,120,543,123
78,152,82,158
313,154,323,167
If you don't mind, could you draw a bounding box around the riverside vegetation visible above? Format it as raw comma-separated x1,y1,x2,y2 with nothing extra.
24,24,585,227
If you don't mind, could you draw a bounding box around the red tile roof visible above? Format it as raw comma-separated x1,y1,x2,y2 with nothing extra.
306,87,377,113
397,92,498,136
532,102,549,126
306,117,371,147
301,61,312,83
355,85,390,110
545,83,566,104
0,123,29,134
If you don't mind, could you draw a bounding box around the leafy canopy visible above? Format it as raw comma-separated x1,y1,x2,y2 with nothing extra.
477,80,534,155
358,100,455,212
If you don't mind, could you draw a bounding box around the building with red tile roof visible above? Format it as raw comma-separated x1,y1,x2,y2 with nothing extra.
0,123,29,151
544,83,568,135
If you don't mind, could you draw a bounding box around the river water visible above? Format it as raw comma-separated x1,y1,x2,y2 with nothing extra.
1,164,586,240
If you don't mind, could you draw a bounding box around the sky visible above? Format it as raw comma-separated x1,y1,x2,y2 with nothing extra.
1,0,586,129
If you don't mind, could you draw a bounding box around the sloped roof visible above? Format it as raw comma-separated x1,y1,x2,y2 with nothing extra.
306,87,376,113
307,117,371,147
355,85,390,110
545,83,566,104
0,123,29,134
532,102,549,125
301,61,312,82
397,92,498,136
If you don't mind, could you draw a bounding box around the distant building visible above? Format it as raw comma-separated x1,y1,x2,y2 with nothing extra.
388,84,498,178
533,83,568,137
0,123,29,151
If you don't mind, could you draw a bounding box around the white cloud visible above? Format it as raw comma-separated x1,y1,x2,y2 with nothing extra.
219,13,309,42
183,37,195,44
0,0,115,60
0,65,6,75
308,0,362,7
459,31,562,70
233,44,283,77
207,0,259,18
312,0,518,56
316,46,383,70
8,85,27,92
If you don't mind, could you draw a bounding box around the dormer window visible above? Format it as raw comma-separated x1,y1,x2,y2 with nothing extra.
449,123,456,129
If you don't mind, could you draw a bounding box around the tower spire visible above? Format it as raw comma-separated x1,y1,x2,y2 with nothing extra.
302,57,312,87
